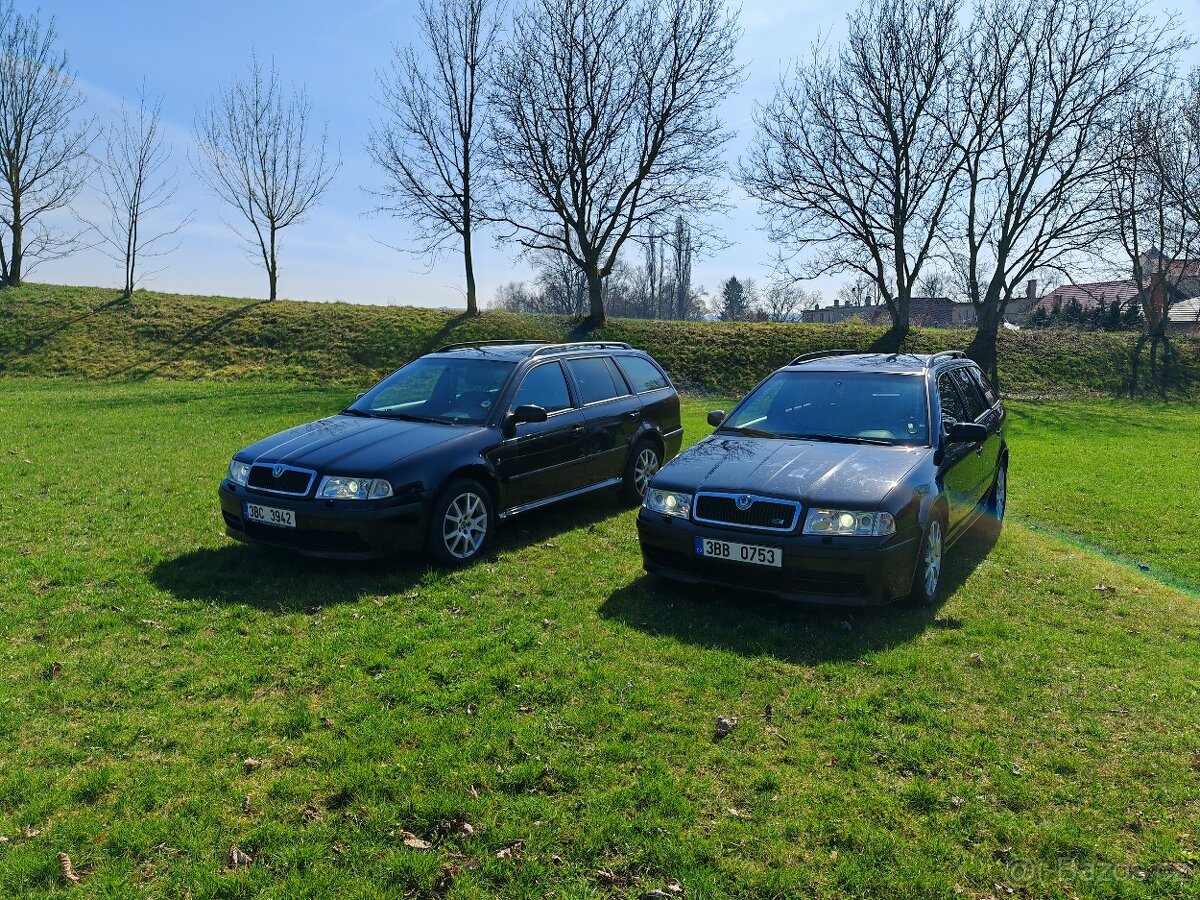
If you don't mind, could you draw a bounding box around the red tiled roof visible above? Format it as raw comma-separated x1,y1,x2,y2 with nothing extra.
1033,280,1141,313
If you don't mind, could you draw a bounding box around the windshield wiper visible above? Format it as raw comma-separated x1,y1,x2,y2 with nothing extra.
719,425,779,438
339,408,377,418
783,433,893,446
372,411,457,425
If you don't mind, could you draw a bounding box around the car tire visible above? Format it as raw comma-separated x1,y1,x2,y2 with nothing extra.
987,461,1007,531
907,509,946,607
621,440,662,504
427,478,495,567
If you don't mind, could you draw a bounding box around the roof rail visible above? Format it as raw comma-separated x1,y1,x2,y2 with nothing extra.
788,348,860,366
528,341,633,357
435,339,549,353
925,350,967,368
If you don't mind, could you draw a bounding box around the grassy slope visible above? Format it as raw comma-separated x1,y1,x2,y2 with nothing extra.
2,282,1197,397
0,380,1197,898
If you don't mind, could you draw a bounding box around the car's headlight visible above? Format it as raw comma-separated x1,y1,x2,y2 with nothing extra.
228,459,252,486
643,488,692,519
803,508,895,536
317,475,394,500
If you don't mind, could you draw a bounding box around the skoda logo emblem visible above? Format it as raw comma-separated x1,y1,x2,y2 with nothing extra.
735,494,753,511
272,464,285,478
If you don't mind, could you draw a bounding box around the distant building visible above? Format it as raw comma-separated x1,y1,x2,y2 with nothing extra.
803,296,977,328
1029,251,1200,328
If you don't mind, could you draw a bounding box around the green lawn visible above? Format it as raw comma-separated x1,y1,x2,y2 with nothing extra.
1,379,1198,899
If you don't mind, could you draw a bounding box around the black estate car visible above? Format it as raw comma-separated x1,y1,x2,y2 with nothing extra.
220,341,682,564
637,351,1007,606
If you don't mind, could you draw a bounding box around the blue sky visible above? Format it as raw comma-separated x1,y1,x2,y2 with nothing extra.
31,0,1200,308
32,0,852,307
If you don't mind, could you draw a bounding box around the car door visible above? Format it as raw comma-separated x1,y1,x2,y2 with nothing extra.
965,365,1004,477
950,366,995,509
491,361,589,511
936,371,982,534
566,356,643,483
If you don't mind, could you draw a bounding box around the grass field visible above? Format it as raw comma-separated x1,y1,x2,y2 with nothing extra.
1,379,1198,898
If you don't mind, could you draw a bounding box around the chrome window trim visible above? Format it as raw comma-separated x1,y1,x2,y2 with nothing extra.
248,463,318,497
693,491,803,532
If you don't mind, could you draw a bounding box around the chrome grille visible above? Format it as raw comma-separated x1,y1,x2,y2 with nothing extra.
694,492,801,532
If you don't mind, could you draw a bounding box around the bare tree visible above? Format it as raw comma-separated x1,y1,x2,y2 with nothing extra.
1108,75,1200,396
368,0,502,316
741,0,960,349
761,277,820,321
194,55,339,301
0,2,91,286
668,215,693,319
951,0,1184,382
489,0,740,326
93,87,191,297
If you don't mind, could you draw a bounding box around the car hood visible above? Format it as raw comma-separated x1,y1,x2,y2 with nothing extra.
238,415,477,473
658,434,927,507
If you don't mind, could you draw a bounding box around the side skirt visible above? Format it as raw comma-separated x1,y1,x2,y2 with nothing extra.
498,477,622,520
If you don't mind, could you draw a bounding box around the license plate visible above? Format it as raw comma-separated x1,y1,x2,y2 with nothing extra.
244,502,296,529
695,537,781,567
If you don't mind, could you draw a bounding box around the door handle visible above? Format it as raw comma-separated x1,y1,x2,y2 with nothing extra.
572,425,585,432
627,411,640,419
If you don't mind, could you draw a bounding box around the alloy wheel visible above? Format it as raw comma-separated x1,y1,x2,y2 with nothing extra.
443,491,488,560
923,519,943,597
994,467,1007,520
633,447,660,498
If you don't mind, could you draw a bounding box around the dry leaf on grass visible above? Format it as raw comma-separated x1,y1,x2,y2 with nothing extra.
714,715,737,738
495,839,524,860
58,853,82,885
226,845,253,868
399,831,432,850
242,757,260,774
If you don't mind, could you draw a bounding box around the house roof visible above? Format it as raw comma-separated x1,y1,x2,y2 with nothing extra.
1033,280,1141,313
1169,298,1200,323
868,297,970,328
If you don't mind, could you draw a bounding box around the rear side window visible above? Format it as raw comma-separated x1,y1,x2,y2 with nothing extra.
567,357,622,404
968,366,998,406
615,355,670,393
951,368,987,420
937,373,968,424
512,362,572,413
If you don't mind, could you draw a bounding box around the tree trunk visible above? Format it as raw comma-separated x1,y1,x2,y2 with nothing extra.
9,202,23,287
463,227,478,316
584,267,606,327
870,296,910,353
967,298,1001,388
268,226,278,301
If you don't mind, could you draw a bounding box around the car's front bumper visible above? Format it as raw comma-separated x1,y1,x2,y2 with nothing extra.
636,510,921,606
218,481,426,560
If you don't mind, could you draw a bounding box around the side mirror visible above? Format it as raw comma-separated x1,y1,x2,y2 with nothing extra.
946,422,988,444
512,404,548,424
504,404,549,436
707,410,726,427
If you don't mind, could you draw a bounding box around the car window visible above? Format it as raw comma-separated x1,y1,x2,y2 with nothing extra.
968,366,998,406
615,355,670,393
603,357,631,396
951,368,987,420
567,357,622,404
722,371,929,446
937,373,968,425
351,357,515,425
512,362,572,413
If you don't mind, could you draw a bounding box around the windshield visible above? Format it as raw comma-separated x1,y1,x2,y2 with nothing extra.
722,371,929,446
347,357,517,425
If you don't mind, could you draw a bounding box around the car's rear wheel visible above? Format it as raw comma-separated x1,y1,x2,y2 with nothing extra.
976,462,1007,538
907,511,945,607
427,479,494,566
621,440,662,504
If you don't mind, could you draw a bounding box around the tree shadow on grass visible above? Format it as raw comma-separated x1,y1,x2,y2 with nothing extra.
152,491,634,612
598,525,998,665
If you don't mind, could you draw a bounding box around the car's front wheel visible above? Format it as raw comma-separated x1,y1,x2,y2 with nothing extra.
907,511,945,607
621,440,662,504
428,479,494,566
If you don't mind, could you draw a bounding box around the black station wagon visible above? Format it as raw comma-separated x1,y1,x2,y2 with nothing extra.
637,351,1007,605
220,341,682,565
